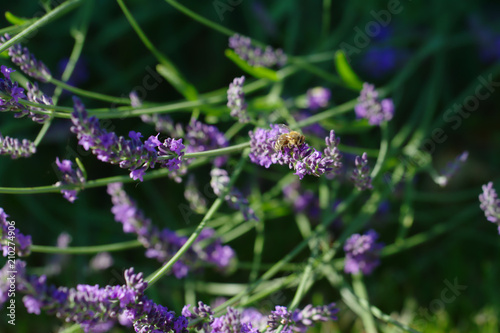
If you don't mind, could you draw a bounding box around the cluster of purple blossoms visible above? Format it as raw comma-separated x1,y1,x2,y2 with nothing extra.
227,76,249,123
211,168,258,221
437,151,469,187
306,87,331,111
0,207,32,257
71,97,185,181
355,83,394,126
283,181,320,220
344,229,384,275
479,182,500,233
351,152,373,191
54,157,86,203
0,132,36,159
249,125,342,180
107,182,235,278
0,34,51,82
0,65,51,123
1,260,188,333
186,119,229,167
229,34,287,68
183,302,338,333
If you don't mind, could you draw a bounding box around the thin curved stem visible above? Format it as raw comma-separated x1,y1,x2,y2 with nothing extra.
31,240,141,254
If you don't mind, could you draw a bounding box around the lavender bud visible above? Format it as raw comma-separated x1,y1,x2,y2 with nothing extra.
351,152,373,191
0,132,36,159
227,76,249,123
479,182,500,233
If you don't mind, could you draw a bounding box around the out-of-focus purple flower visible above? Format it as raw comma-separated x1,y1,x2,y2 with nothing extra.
355,83,394,126
90,252,113,271
0,259,26,308
249,125,342,180
184,175,208,214
186,119,229,168
479,182,500,233
54,157,86,203
0,34,51,82
227,76,249,123
211,167,258,221
469,16,500,63
9,261,187,333
0,132,36,159
361,47,408,78
294,110,328,137
129,90,142,108
283,181,320,220
0,208,32,257
306,87,331,111
107,182,235,278
351,152,373,191
229,34,287,67
71,97,184,181
344,230,384,275
437,151,468,187
43,232,72,277
291,303,339,332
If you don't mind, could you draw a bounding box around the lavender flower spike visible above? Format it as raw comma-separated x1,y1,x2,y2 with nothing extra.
479,182,500,233
0,207,32,257
344,229,384,275
355,83,394,125
54,157,86,203
249,124,338,180
71,97,185,181
307,87,331,111
351,152,373,191
229,34,287,67
0,132,36,159
227,76,249,123
0,34,52,82
107,182,235,278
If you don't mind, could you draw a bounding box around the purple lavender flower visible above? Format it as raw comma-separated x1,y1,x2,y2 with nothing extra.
437,151,468,187
306,87,331,111
129,90,142,107
344,230,384,275
479,182,500,233
54,157,86,203
249,125,341,180
182,301,214,331
0,132,36,159
186,119,229,168
211,167,258,221
0,65,28,115
351,152,373,191
0,34,52,82
283,181,320,220
0,208,32,257
227,76,249,123
71,97,185,181
26,82,51,123
90,252,113,271
8,261,187,333
107,183,235,278
268,305,293,331
229,34,287,67
355,83,394,126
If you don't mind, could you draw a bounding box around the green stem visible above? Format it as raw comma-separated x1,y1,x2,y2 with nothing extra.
30,240,141,254
163,0,235,37
370,122,389,179
296,98,357,127
145,153,248,287
0,0,82,55
352,274,378,333
159,142,250,160
48,77,131,104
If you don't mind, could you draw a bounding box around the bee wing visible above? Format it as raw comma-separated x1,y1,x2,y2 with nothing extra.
275,124,291,133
